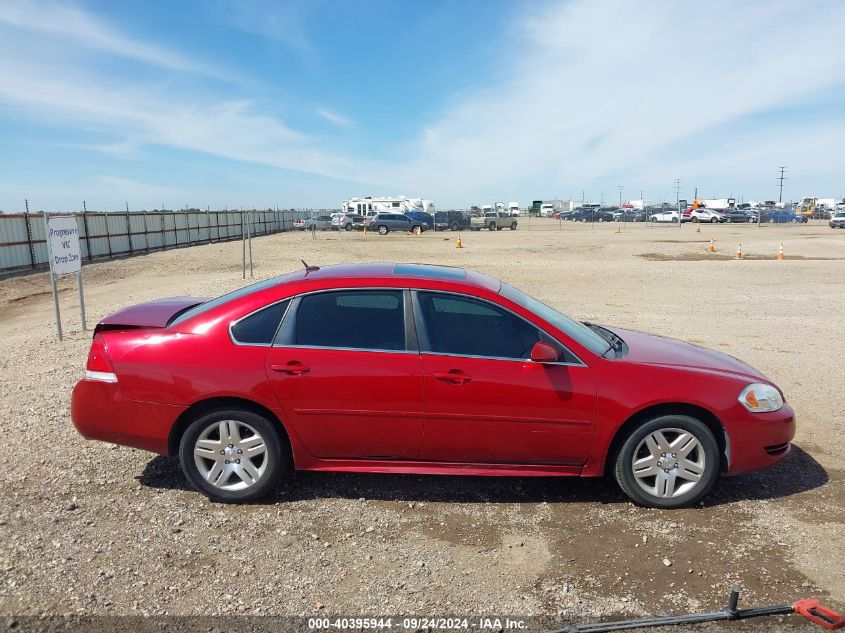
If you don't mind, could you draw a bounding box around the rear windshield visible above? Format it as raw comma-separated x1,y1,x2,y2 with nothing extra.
499,283,611,356
169,276,285,326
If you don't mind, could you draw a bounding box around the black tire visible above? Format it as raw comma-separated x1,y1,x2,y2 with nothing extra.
510,222,517,230
345,223,353,231
489,222,497,231
711,217,718,223
378,225,389,235
179,408,286,503
613,415,719,509
450,221,459,231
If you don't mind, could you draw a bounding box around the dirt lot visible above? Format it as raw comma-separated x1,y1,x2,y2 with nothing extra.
1,219,843,631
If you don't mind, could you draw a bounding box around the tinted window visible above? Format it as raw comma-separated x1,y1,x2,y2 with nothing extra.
417,292,542,359
295,291,405,351
231,300,289,345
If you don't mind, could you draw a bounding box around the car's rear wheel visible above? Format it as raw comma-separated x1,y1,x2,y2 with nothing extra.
510,222,517,230
613,415,719,508
378,225,389,235
345,223,353,231
489,222,497,231
711,217,718,223
451,221,459,231
179,409,286,503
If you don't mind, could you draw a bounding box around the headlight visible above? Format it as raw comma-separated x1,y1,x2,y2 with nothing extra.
739,383,784,413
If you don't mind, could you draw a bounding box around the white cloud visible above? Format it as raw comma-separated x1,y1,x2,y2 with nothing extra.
316,108,353,128
0,0,232,80
385,0,845,204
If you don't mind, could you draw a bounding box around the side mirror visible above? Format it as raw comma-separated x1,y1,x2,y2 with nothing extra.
530,341,560,363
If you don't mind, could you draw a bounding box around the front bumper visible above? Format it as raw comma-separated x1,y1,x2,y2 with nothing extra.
71,379,186,455
723,402,796,475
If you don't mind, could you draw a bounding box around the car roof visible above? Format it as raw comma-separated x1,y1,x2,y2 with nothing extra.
274,263,501,292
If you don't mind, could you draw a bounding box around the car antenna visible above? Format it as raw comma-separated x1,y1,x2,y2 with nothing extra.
301,259,320,273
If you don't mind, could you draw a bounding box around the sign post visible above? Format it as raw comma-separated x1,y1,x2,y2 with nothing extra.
44,214,85,340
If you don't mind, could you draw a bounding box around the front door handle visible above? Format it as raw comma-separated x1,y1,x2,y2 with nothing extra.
432,370,471,384
270,362,310,375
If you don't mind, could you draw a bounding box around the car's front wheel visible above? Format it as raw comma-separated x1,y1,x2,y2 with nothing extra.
179,409,286,503
378,225,389,235
613,415,719,508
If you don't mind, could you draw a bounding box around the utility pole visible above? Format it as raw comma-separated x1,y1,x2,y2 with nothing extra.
675,179,682,229
777,166,787,203
617,185,624,206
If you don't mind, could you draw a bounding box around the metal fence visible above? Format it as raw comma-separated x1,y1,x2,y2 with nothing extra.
0,209,312,276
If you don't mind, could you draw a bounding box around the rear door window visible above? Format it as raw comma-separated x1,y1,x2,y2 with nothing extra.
293,290,406,351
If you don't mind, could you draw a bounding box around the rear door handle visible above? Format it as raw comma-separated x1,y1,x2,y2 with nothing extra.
270,362,310,375
432,370,471,384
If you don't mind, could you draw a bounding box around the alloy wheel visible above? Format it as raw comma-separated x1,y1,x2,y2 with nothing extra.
193,419,268,491
631,427,706,498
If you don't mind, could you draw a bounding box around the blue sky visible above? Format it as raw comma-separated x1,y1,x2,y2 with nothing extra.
1,0,844,212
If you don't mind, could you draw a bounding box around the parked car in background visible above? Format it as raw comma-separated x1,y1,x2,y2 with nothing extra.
435,210,471,231
295,215,333,231
471,211,518,231
687,209,726,223
763,211,808,224
614,209,646,222
649,210,680,223
594,207,618,222
71,262,796,508
368,213,426,235
331,213,366,231
405,211,434,230
721,209,755,223
570,208,598,222
828,211,845,228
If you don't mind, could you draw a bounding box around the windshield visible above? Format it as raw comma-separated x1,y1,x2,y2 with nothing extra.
499,283,611,356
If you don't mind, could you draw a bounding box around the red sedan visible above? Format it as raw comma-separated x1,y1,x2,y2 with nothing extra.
71,263,795,508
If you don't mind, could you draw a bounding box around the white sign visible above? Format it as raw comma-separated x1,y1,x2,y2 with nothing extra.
47,215,81,276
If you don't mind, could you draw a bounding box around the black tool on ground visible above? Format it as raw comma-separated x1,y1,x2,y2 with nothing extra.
552,586,845,632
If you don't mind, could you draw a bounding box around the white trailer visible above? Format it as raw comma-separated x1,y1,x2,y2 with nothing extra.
508,201,520,216
342,196,434,216
698,198,736,210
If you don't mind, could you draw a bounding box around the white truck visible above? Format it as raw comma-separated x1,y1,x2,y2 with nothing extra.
508,202,520,216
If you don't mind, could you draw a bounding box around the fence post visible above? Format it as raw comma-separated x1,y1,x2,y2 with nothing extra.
83,212,92,262
24,211,36,269
143,212,150,252
104,212,113,257
160,213,166,250
126,212,133,254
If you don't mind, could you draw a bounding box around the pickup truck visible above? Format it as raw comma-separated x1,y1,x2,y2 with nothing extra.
830,211,845,229
471,211,518,231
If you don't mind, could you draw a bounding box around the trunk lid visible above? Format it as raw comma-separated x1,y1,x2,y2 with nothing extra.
94,296,207,332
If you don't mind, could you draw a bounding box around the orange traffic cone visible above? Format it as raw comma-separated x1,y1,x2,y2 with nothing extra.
736,243,743,259
696,222,701,233
708,239,715,253
777,243,784,260
455,235,464,249
615,223,622,234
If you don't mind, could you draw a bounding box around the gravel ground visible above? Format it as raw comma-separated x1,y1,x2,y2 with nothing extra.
1,219,843,632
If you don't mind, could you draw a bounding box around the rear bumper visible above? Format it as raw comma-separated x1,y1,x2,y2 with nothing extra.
71,379,185,455
723,403,796,475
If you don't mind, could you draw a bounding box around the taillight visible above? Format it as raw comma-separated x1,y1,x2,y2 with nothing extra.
85,334,118,383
